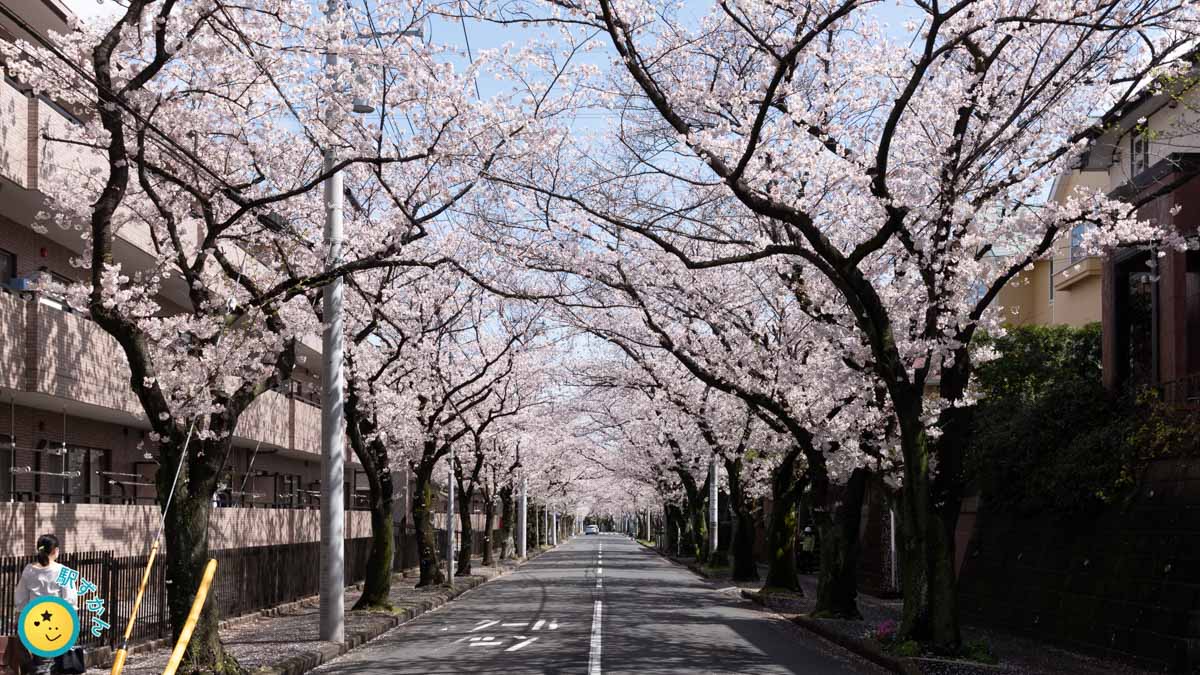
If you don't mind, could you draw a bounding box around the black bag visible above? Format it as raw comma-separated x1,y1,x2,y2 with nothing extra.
53,647,85,675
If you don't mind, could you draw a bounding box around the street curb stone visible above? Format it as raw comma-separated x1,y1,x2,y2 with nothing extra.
737,590,921,675
784,611,921,675
88,547,556,675
642,544,910,675
244,546,555,675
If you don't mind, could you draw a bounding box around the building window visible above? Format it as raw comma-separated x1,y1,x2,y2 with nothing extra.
1131,132,1150,176
66,446,108,503
0,248,15,285
1070,224,1095,264
1048,257,1054,303
33,441,109,503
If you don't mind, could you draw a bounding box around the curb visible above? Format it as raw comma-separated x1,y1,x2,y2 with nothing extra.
252,547,556,675
785,612,921,675
90,548,556,675
252,579,485,675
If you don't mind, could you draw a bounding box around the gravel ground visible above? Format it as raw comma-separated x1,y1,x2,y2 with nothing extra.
669,557,1164,675
85,554,535,675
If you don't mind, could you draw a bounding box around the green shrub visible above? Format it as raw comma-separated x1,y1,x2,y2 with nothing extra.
962,638,998,665
967,324,1200,515
892,640,921,657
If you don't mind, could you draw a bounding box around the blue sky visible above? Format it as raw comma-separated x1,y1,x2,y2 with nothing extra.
65,0,923,101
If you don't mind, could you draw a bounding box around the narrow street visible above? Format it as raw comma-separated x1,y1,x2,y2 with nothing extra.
311,535,877,675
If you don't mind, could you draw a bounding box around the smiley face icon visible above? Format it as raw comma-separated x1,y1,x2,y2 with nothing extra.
17,596,79,658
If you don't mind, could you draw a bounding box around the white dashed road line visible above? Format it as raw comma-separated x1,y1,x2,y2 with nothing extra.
588,600,603,675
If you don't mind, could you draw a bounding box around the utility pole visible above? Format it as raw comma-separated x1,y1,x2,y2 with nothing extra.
319,0,346,642
518,477,527,558
709,455,719,558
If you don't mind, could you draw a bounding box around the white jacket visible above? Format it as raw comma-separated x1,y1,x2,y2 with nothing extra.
13,562,78,614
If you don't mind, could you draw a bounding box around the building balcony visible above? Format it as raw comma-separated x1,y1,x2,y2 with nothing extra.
1054,255,1103,292
0,289,25,391
0,288,326,457
27,292,143,417
0,78,30,190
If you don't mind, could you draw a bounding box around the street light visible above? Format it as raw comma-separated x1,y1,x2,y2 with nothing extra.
319,9,423,644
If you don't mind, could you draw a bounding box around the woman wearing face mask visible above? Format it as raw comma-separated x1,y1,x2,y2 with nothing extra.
14,534,78,675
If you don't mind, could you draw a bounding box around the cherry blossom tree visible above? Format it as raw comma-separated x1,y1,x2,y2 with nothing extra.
479,0,1200,649
1,0,578,666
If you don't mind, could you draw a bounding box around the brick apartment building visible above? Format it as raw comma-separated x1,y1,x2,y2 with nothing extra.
0,0,416,557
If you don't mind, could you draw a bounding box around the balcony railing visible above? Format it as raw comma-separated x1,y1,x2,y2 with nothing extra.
0,289,323,454
0,78,29,189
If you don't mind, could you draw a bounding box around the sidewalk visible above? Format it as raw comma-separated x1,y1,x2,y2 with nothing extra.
86,549,553,675
664,554,1161,675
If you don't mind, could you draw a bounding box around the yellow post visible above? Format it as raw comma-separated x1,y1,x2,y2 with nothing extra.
110,540,160,675
160,559,218,675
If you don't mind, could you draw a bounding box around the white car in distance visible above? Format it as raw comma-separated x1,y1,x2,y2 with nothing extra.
584,525,599,535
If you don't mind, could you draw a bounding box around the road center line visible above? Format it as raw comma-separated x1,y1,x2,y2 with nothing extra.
588,600,603,675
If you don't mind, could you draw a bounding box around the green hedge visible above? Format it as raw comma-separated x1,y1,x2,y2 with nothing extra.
967,324,1199,515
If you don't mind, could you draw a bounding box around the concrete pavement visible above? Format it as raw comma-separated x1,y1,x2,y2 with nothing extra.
311,534,881,674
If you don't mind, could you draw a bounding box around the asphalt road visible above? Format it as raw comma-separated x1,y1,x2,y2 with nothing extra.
311,534,880,675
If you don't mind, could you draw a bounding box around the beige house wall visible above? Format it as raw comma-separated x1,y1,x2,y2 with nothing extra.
1051,275,1103,327
997,261,1054,327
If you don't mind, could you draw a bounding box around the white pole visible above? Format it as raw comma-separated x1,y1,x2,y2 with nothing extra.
709,455,719,558
447,452,455,588
319,4,346,640
518,477,528,558
889,506,898,591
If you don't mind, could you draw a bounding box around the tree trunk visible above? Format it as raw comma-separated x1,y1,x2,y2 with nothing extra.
686,488,708,562
530,504,540,552
725,458,758,582
896,414,963,651
350,436,394,610
354,486,394,609
664,503,685,556
762,448,804,593
160,438,242,675
411,462,445,587
456,487,474,576
499,487,515,559
813,468,868,619
482,496,496,566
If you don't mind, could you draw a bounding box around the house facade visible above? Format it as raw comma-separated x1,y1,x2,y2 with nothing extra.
1081,69,1200,405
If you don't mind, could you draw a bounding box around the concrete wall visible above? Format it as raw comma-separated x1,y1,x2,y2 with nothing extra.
0,79,28,188
239,390,291,450
958,458,1200,671
0,502,374,556
32,300,144,417
0,292,26,390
